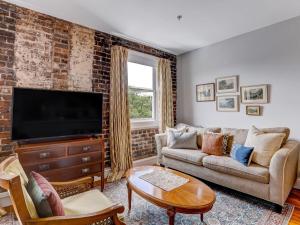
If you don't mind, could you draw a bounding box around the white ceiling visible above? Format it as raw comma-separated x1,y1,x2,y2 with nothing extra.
5,0,300,55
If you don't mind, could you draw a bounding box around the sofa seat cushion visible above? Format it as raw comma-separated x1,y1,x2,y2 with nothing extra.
161,147,207,166
62,189,114,216
202,155,270,184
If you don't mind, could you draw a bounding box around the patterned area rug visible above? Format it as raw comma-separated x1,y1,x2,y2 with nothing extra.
0,179,294,225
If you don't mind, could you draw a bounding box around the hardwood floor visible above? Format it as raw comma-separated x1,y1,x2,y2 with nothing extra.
287,189,300,224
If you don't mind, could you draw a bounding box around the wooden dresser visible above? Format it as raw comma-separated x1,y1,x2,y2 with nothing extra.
16,138,105,191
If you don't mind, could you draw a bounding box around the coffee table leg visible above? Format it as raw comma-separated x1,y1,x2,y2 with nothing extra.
167,208,176,225
127,182,132,211
200,213,204,222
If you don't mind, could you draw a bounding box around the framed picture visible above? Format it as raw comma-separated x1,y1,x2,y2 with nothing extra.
246,105,261,116
216,96,239,112
196,83,215,102
241,84,268,104
216,75,239,93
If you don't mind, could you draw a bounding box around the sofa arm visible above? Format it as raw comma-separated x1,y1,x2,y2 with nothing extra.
155,133,167,164
269,140,299,206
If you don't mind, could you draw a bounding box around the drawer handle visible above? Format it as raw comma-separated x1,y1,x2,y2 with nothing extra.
82,156,91,163
38,164,50,171
82,146,91,152
39,152,50,159
81,168,90,174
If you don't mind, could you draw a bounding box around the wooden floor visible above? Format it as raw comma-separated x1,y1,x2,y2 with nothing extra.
287,189,300,224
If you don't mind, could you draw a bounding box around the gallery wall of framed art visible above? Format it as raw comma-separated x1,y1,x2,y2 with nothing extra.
196,75,270,116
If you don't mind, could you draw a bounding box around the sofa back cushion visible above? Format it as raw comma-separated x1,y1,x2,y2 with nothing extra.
260,127,290,146
221,128,249,145
222,127,290,148
202,133,224,156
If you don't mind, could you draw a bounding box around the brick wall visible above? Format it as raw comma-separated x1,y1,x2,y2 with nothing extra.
131,128,159,160
0,1,176,165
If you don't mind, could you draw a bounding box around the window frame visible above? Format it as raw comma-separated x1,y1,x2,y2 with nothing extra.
127,50,158,129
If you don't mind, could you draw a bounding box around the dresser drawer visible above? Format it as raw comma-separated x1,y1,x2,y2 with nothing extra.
40,163,101,182
23,151,102,173
18,147,66,163
68,143,100,155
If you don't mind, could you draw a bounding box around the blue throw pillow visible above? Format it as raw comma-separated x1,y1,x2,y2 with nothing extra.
231,144,254,166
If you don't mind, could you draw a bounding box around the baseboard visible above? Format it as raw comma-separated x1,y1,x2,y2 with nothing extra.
294,178,300,189
133,156,157,167
0,191,11,208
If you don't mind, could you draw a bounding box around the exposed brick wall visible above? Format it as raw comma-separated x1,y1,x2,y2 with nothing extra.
69,25,94,91
0,1,176,165
131,128,159,160
0,2,16,151
52,20,71,90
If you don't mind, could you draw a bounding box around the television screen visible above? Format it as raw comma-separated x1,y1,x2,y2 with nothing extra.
12,88,103,141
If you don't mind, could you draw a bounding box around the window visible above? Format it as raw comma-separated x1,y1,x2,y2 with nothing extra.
127,51,157,128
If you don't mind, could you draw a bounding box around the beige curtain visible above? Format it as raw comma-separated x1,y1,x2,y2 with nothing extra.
158,58,174,133
108,46,133,182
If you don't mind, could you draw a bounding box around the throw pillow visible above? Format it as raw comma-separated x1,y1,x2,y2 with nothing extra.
166,126,188,146
231,144,254,166
26,171,65,217
168,130,198,149
188,127,221,148
245,126,286,167
222,134,234,155
202,133,224,156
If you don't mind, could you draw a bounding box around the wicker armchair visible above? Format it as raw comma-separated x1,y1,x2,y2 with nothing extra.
0,155,125,225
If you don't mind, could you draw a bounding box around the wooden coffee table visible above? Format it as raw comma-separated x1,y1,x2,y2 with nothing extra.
126,166,216,225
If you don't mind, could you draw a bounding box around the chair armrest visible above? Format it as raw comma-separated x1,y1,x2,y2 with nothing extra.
269,140,299,206
155,133,167,164
51,177,94,199
24,203,125,225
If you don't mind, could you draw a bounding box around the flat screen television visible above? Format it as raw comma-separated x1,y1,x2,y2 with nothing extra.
11,88,103,142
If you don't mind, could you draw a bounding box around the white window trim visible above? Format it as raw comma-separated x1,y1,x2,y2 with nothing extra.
128,50,159,129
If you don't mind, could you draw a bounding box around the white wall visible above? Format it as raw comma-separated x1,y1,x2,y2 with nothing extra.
177,16,300,141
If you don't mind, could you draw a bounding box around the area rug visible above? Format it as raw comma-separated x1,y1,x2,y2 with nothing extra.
104,180,293,225
0,179,294,225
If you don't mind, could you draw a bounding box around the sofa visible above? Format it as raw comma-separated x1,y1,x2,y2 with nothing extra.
155,123,299,210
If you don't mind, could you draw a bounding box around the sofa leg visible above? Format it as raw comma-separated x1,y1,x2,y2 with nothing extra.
274,204,283,213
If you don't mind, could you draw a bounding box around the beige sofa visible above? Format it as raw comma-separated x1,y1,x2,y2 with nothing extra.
155,123,299,210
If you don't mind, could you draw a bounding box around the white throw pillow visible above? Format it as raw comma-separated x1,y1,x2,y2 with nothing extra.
167,130,198,150
166,126,188,146
245,126,286,167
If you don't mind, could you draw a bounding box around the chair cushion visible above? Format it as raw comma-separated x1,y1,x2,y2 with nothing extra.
202,155,270,184
161,147,207,166
4,159,39,219
27,172,65,217
62,189,114,216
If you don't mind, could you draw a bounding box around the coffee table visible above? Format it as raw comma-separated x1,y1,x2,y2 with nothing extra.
126,166,216,225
